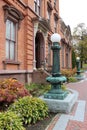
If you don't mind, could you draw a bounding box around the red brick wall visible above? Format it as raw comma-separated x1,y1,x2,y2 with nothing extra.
0,0,26,70
0,1,6,69
0,0,72,83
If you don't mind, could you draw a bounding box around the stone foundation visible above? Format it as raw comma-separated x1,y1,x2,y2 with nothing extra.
40,89,78,113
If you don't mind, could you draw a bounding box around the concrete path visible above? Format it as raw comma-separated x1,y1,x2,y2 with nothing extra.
46,71,87,130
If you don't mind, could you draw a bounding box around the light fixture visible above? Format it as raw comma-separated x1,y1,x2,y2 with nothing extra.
76,57,80,61
51,33,61,43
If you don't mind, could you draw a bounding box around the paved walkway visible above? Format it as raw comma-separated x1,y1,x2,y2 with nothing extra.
46,71,87,130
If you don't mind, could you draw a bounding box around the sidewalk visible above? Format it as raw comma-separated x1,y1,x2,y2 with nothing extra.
46,71,87,130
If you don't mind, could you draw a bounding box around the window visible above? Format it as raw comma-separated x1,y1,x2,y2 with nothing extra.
54,13,58,32
54,0,56,5
3,5,23,61
48,43,51,65
68,49,71,68
47,35,52,66
47,1,53,24
34,0,40,15
54,19,57,32
47,11,51,23
6,19,16,60
61,44,64,68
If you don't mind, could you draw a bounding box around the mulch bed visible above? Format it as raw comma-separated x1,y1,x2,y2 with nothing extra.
24,112,57,130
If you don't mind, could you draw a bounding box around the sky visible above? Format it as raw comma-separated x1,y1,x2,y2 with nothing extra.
59,0,87,33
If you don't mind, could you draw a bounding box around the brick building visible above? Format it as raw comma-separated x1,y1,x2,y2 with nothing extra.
60,19,72,69
0,0,72,83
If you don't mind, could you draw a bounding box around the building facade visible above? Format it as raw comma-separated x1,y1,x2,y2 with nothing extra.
0,0,72,83
59,19,72,69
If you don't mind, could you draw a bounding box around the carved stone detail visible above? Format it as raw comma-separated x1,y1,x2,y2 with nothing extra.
3,4,24,28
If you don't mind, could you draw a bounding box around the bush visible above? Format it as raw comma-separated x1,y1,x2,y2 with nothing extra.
68,77,78,83
0,111,25,130
0,78,30,109
61,68,76,78
8,96,49,125
61,85,67,91
25,83,51,97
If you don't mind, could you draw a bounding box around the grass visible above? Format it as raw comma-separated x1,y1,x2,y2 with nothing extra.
83,63,87,68
68,76,78,83
83,63,87,71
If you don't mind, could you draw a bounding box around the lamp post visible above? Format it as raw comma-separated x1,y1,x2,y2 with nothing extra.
76,57,81,75
44,33,68,100
75,57,85,80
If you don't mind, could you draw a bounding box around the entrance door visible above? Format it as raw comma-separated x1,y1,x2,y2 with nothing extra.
35,32,45,68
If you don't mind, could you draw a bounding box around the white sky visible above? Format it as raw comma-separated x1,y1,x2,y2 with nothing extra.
59,0,87,32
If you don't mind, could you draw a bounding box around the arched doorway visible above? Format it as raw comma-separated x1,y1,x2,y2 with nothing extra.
35,31,45,68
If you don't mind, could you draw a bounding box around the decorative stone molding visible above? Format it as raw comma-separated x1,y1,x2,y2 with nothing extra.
3,60,21,70
54,13,59,21
47,1,53,11
39,17,51,31
32,17,51,31
3,4,24,28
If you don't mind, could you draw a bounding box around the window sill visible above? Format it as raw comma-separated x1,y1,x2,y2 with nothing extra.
3,60,21,69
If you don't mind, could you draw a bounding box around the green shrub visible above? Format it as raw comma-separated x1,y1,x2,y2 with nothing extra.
0,78,30,109
25,83,51,97
61,85,67,91
0,111,25,130
68,77,78,83
8,96,48,125
61,68,76,78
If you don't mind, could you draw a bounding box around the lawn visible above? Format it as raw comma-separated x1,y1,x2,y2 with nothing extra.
83,63,87,70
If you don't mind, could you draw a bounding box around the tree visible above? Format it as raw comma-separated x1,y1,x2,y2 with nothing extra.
72,23,87,68
78,36,87,63
72,49,76,69
73,23,87,37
